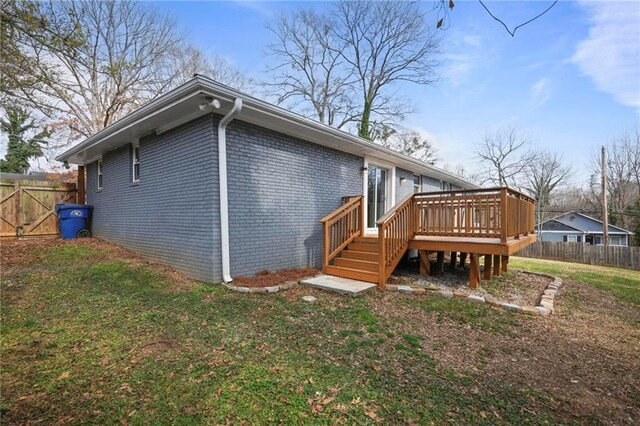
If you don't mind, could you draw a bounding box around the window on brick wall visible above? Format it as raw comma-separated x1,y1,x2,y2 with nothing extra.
132,145,140,182
97,160,103,189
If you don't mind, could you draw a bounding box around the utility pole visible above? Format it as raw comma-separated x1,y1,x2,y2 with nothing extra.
601,146,608,247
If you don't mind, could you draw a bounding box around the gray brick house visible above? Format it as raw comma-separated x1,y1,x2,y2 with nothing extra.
57,76,476,283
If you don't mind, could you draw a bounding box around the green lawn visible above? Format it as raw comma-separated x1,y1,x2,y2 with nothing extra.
2,241,639,424
510,256,640,305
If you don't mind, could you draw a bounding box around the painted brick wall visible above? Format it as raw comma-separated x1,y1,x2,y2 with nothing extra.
395,168,415,203
421,175,441,192
226,120,363,277
86,115,221,282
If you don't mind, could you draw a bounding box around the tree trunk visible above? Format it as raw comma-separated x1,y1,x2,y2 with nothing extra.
358,100,372,139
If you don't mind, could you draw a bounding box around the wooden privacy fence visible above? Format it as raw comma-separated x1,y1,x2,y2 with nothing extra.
515,241,640,271
1,178,77,238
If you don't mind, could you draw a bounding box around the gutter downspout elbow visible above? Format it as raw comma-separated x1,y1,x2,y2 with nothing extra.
218,98,243,283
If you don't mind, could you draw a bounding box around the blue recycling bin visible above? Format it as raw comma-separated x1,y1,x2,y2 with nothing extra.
56,203,93,239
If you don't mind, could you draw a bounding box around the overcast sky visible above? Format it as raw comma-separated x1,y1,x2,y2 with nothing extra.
155,0,640,187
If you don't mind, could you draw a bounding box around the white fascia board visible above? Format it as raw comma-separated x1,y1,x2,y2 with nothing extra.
583,231,632,235
55,78,203,162
539,230,586,234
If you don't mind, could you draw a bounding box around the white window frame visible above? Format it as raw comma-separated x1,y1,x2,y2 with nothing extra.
609,235,622,246
566,235,578,243
132,141,140,183
413,174,421,193
362,157,396,234
97,159,103,190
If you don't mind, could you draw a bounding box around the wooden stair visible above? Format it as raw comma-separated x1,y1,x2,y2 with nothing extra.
325,236,380,283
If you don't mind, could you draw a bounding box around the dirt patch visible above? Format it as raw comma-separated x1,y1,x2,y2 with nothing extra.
138,338,178,359
233,268,319,288
390,263,550,306
371,281,640,425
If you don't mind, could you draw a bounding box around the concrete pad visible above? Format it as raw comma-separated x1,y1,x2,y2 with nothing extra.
300,275,377,296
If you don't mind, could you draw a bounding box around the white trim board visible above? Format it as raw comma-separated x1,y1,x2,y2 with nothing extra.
363,156,396,232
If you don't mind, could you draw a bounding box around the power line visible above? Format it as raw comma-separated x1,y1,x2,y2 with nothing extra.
478,0,559,37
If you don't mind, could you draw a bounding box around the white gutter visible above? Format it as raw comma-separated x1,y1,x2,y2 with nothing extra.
217,98,243,283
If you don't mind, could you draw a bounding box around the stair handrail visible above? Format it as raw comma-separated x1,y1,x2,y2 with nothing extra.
320,196,365,271
376,193,415,289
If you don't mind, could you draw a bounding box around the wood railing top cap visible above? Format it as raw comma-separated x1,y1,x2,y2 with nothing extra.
320,195,363,223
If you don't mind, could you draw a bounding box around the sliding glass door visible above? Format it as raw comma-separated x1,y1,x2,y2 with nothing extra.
367,165,388,229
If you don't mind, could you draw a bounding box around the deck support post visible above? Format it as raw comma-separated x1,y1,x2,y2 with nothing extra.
468,253,480,289
435,251,445,275
493,255,501,276
419,250,430,276
501,255,509,273
483,254,492,280
449,251,457,269
500,188,508,243
459,252,468,268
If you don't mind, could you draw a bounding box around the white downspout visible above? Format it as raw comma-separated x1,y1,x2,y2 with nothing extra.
218,98,243,283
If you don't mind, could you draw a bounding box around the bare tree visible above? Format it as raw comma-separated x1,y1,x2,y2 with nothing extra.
522,151,572,231
378,127,438,164
334,1,440,139
547,186,593,212
169,47,254,92
267,2,440,139
266,10,356,128
4,1,186,143
1,0,80,104
590,130,640,229
625,128,640,189
475,127,531,187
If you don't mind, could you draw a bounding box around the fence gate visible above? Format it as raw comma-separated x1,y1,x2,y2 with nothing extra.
1,179,77,238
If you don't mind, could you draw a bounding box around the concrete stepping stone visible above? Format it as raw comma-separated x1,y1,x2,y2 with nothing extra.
300,275,376,297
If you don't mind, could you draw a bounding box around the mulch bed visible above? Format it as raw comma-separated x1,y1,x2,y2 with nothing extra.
232,268,319,288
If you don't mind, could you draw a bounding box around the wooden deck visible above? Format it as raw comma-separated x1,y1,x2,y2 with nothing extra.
321,187,537,289
410,235,537,256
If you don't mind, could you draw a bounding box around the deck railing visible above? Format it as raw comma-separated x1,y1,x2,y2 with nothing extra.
320,196,364,270
377,194,414,289
505,189,535,241
377,187,535,286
